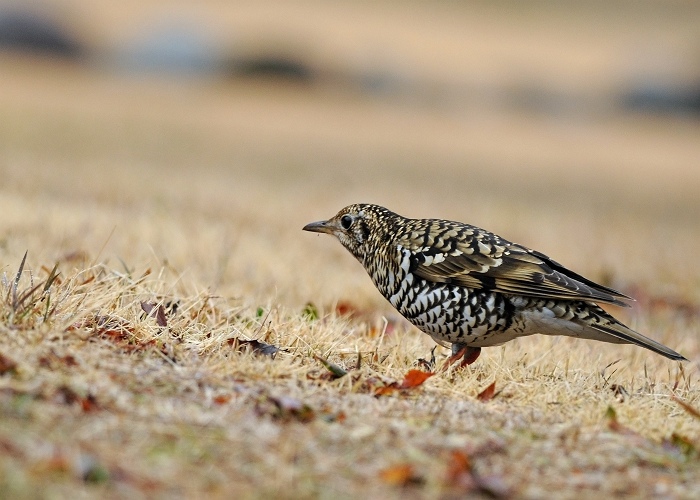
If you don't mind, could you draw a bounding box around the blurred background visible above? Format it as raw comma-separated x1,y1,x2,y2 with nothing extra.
0,0,699,308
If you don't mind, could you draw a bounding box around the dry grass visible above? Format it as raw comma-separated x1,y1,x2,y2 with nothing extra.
1,252,697,499
1,1,700,498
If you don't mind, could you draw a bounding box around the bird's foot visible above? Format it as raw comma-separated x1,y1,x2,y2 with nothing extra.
442,344,481,371
460,346,481,367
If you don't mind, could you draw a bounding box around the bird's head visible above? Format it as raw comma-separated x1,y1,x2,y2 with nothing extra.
303,204,395,262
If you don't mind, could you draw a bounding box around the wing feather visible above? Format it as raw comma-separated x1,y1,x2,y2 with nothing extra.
403,222,631,306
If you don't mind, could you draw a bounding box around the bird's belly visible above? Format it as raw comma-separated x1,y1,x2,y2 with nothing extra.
387,275,510,345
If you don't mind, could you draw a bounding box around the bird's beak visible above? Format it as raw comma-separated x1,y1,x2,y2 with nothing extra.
302,219,335,234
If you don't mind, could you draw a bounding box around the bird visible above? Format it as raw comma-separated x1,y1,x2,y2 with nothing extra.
303,203,686,365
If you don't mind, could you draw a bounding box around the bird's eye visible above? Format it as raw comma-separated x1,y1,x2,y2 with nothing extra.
340,215,353,230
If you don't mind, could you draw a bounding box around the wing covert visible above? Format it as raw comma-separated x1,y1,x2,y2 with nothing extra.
402,221,631,306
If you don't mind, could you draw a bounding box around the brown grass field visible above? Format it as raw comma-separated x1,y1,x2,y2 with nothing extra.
1,1,699,498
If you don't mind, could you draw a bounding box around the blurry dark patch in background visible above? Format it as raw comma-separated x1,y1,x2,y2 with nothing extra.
0,7,84,59
1,3,698,118
623,83,700,116
225,54,315,83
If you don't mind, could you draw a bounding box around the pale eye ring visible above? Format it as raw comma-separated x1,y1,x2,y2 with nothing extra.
340,215,353,230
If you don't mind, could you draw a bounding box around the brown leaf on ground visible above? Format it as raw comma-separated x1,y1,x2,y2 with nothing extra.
140,302,168,327
213,395,232,405
374,369,433,396
80,394,100,413
0,352,18,374
373,384,399,396
476,381,497,402
100,329,131,344
100,330,156,353
61,354,78,366
229,338,282,358
335,300,360,317
672,395,700,419
379,463,423,486
399,369,434,389
445,450,476,490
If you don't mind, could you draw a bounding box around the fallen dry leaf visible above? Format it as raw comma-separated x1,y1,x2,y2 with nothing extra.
373,385,398,396
213,395,232,405
379,463,422,486
375,369,433,396
399,369,434,389
445,450,475,490
0,352,18,375
100,329,131,343
80,394,100,413
229,338,282,358
141,302,168,327
335,300,360,317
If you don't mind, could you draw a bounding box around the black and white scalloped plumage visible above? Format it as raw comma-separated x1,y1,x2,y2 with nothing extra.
304,203,686,365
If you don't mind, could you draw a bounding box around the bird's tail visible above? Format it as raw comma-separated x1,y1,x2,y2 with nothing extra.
578,305,687,361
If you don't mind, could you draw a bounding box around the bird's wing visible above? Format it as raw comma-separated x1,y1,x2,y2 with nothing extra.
402,221,632,306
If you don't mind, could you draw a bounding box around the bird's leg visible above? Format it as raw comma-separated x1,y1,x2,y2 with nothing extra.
452,343,481,367
451,343,466,357
461,347,481,366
